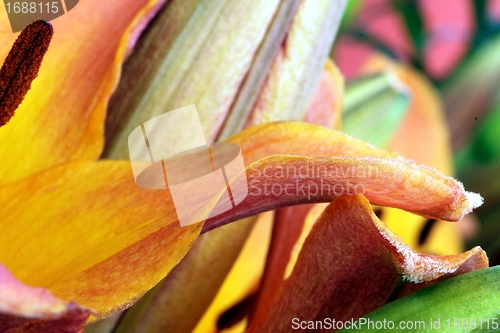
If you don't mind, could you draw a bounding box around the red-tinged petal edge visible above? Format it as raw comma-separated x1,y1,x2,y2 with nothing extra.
0,264,91,333
246,195,488,333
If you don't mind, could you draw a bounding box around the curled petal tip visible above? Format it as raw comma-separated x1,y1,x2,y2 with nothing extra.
441,189,484,221
466,191,484,210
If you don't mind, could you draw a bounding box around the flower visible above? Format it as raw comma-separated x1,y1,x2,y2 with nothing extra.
0,1,488,332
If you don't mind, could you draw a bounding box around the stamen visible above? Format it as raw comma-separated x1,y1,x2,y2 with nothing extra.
0,20,53,127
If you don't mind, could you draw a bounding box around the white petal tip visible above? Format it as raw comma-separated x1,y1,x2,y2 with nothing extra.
466,191,484,210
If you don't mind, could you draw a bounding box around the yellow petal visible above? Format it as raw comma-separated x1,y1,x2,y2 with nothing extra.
0,161,201,320
0,0,163,185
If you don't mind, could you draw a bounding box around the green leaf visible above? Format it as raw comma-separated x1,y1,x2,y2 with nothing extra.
454,103,500,176
342,72,410,148
473,0,488,33
390,0,425,54
470,106,500,163
340,0,364,29
443,33,500,149
340,266,500,333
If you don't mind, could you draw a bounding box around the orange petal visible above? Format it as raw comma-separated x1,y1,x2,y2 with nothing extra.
0,264,91,332
282,203,328,279
0,0,164,185
0,161,201,320
247,195,487,332
229,122,400,165
203,154,482,232
304,59,344,129
253,69,344,315
0,122,479,321
362,54,462,254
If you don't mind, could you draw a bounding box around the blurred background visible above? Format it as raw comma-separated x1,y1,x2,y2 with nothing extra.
334,0,500,264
